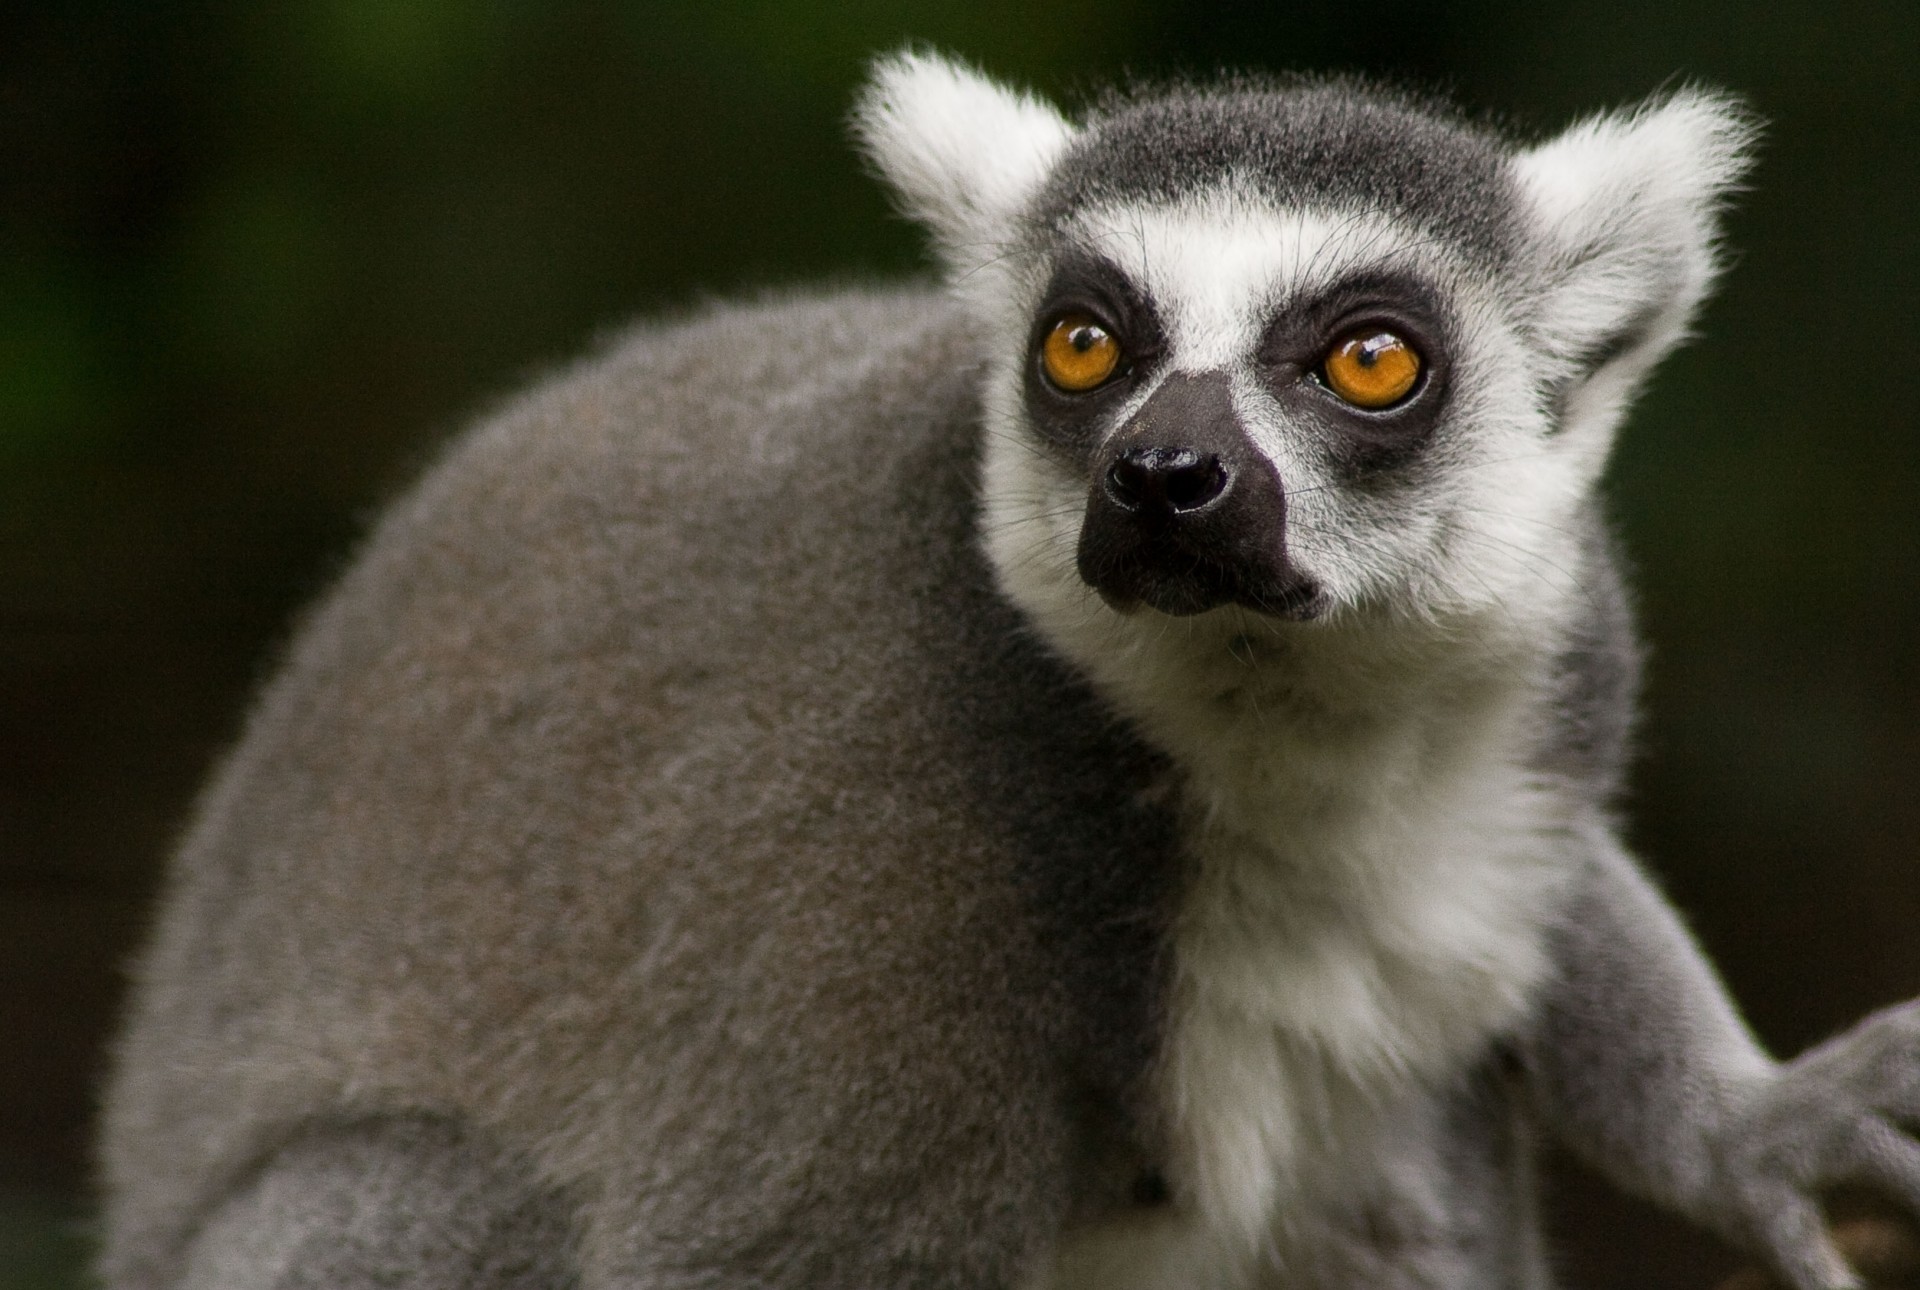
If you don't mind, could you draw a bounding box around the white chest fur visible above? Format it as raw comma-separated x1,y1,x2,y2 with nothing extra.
1026,621,1575,1290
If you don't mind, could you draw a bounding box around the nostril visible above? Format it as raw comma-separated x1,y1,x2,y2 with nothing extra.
1104,448,1228,515
1104,455,1154,510
1162,456,1227,511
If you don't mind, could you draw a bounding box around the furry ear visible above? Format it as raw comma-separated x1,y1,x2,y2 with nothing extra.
1513,90,1758,438
853,50,1076,278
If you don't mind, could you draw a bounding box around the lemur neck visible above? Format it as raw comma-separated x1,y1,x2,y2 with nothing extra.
1079,606,1557,828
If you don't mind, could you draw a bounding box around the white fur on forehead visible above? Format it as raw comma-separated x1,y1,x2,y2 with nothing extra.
853,50,1076,277
1067,188,1463,373
1513,89,1757,437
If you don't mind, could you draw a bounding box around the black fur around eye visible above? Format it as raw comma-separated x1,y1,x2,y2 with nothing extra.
1255,286,1449,476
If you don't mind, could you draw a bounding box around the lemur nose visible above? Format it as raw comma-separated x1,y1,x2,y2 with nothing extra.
1104,447,1230,516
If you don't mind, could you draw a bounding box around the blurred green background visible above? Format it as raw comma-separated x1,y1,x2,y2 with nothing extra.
3,2,1917,1287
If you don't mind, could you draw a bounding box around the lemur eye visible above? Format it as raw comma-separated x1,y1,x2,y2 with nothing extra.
1041,314,1123,392
1321,329,1421,409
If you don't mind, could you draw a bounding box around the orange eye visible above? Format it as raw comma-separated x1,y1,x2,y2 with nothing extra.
1322,330,1421,409
1041,314,1122,392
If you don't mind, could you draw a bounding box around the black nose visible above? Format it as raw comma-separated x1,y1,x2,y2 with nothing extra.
1104,447,1230,516
1077,371,1318,619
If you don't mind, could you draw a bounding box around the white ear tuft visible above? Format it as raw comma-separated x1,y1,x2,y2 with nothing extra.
853,49,1076,278
1514,89,1759,436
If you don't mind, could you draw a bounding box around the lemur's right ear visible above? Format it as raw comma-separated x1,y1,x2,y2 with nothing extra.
854,50,1076,280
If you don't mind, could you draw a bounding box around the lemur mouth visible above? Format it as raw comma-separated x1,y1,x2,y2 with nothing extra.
1073,370,1322,620
1082,541,1325,619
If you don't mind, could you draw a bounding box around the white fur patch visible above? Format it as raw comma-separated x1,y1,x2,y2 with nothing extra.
1512,89,1757,445
1019,612,1573,1289
852,50,1076,280
1065,192,1422,373
1165,643,1569,1245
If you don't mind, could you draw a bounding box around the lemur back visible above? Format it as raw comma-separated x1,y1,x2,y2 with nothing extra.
103,53,1920,1290
102,289,1189,1287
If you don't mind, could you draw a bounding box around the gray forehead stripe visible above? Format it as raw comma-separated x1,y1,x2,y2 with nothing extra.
1031,79,1525,271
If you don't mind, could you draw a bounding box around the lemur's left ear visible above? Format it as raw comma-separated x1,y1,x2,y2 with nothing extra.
1514,90,1758,436
854,50,1077,279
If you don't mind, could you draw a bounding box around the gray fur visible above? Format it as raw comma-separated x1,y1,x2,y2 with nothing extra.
100,57,1920,1290
102,288,1178,1288
176,1118,577,1290
1032,78,1522,268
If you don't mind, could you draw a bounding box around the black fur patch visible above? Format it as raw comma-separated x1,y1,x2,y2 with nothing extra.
1253,267,1455,479
1022,252,1169,461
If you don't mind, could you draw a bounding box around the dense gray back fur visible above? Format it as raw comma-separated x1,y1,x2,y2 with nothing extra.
101,289,1182,1287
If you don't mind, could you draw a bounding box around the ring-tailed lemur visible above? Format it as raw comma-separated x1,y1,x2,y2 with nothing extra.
100,51,1920,1290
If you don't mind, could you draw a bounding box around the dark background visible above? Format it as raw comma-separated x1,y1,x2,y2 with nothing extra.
3,3,1917,1287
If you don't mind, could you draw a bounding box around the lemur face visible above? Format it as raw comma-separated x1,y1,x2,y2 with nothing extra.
857,56,1751,652
999,91,1530,625
1018,195,1480,621
990,169,1582,642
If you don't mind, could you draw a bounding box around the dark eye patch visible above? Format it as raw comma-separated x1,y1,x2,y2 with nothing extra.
1254,270,1453,476
1021,253,1167,460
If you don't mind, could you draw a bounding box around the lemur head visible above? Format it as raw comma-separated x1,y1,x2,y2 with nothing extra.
856,53,1753,686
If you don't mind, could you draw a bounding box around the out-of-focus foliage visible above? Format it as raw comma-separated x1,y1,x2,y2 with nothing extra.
0,1190,88,1290
3,4,1917,1288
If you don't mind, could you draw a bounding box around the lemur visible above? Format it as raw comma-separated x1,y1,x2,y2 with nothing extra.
100,51,1920,1290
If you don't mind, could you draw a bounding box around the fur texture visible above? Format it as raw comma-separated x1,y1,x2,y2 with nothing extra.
101,51,1920,1290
